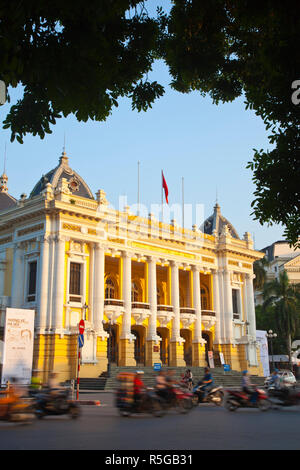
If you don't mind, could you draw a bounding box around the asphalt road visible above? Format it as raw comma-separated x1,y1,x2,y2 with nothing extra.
1,391,300,451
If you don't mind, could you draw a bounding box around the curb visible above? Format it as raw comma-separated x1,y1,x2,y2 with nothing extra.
77,400,101,406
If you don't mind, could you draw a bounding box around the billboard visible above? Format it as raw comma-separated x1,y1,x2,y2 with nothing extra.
1,308,35,385
256,330,270,377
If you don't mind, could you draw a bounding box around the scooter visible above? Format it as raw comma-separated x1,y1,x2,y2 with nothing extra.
192,383,224,406
225,387,271,412
34,387,81,419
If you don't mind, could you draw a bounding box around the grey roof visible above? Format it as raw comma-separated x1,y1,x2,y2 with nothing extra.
201,203,239,239
30,152,94,200
0,192,17,212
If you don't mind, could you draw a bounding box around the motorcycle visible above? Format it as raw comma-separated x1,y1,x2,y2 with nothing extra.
192,383,224,406
0,388,35,423
266,384,300,408
157,385,193,414
34,387,81,419
116,387,165,417
225,387,272,412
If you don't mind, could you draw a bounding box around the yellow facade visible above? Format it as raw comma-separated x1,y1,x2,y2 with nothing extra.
0,152,265,382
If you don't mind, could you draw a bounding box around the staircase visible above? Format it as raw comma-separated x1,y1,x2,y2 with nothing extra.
77,366,265,391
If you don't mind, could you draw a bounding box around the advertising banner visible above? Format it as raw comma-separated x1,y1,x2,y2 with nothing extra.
256,330,270,377
1,308,35,385
208,351,215,368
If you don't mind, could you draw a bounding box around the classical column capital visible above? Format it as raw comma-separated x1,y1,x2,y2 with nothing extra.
191,264,201,273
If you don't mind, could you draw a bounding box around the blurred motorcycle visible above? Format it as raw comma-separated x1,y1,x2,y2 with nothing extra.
0,387,35,423
34,387,80,419
266,384,300,407
157,385,193,413
192,383,224,406
225,387,271,411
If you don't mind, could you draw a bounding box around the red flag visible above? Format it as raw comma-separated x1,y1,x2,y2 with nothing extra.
162,170,169,204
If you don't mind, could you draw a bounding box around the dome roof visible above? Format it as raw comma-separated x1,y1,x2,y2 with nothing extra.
30,152,94,200
0,173,17,212
201,203,239,239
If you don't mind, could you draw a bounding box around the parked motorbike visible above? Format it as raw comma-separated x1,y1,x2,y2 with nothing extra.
34,387,80,419
225,387,272,412
192,383,224,406
266,385,300,407
0,388,35,423
116,387,165,417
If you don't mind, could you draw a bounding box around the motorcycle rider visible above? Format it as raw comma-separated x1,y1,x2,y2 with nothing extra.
268,369,280,390
195,367,214,402
242,370,258,405
133,371,145,410
155,370,168,401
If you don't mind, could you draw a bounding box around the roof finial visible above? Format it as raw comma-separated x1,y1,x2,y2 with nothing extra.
60,134,69,166
0,143,8,193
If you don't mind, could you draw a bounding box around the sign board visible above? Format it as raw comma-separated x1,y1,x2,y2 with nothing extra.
154,363,162,371
153,345,159,353
223,364,231,372
1,308,35,385
219,352,225,365
208,351,215,368
79,319,85,335
256,330,270,377
78,334,84,348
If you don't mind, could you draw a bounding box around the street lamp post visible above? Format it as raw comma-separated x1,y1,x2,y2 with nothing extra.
103,319,114,378
83,302,88,321
267,330,277,372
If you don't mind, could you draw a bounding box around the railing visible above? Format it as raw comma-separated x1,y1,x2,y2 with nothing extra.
132,302,150,310
104,299,124,307
180,307,195,314
157,305,174,312
202,310,216,317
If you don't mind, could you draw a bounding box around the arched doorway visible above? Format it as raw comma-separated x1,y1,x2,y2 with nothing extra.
180,329,192,366
131,326,145,365
157,327,170,365
103,323,118,365
202,332,212,367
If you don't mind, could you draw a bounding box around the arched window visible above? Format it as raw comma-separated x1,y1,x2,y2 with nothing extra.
201,286,209,310
105,277,116,299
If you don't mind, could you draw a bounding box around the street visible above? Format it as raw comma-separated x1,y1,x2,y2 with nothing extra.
0,392,300,451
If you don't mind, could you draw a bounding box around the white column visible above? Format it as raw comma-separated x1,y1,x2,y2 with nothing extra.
36,236,50,330
147,256,159,340
212,268,222,343
223,269,233,342
170,260,181,341
192,266,202,342
52,236,65,332
0,258,6,298
11,242,24,308
246,273,256,339
120,251,133,339
93,243,105,333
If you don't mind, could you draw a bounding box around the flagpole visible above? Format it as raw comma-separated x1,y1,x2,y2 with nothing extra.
182,176,184,230
137,161,140,216
161,169,163,224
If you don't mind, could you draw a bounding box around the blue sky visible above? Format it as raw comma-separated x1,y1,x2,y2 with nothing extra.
0,4,284,251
